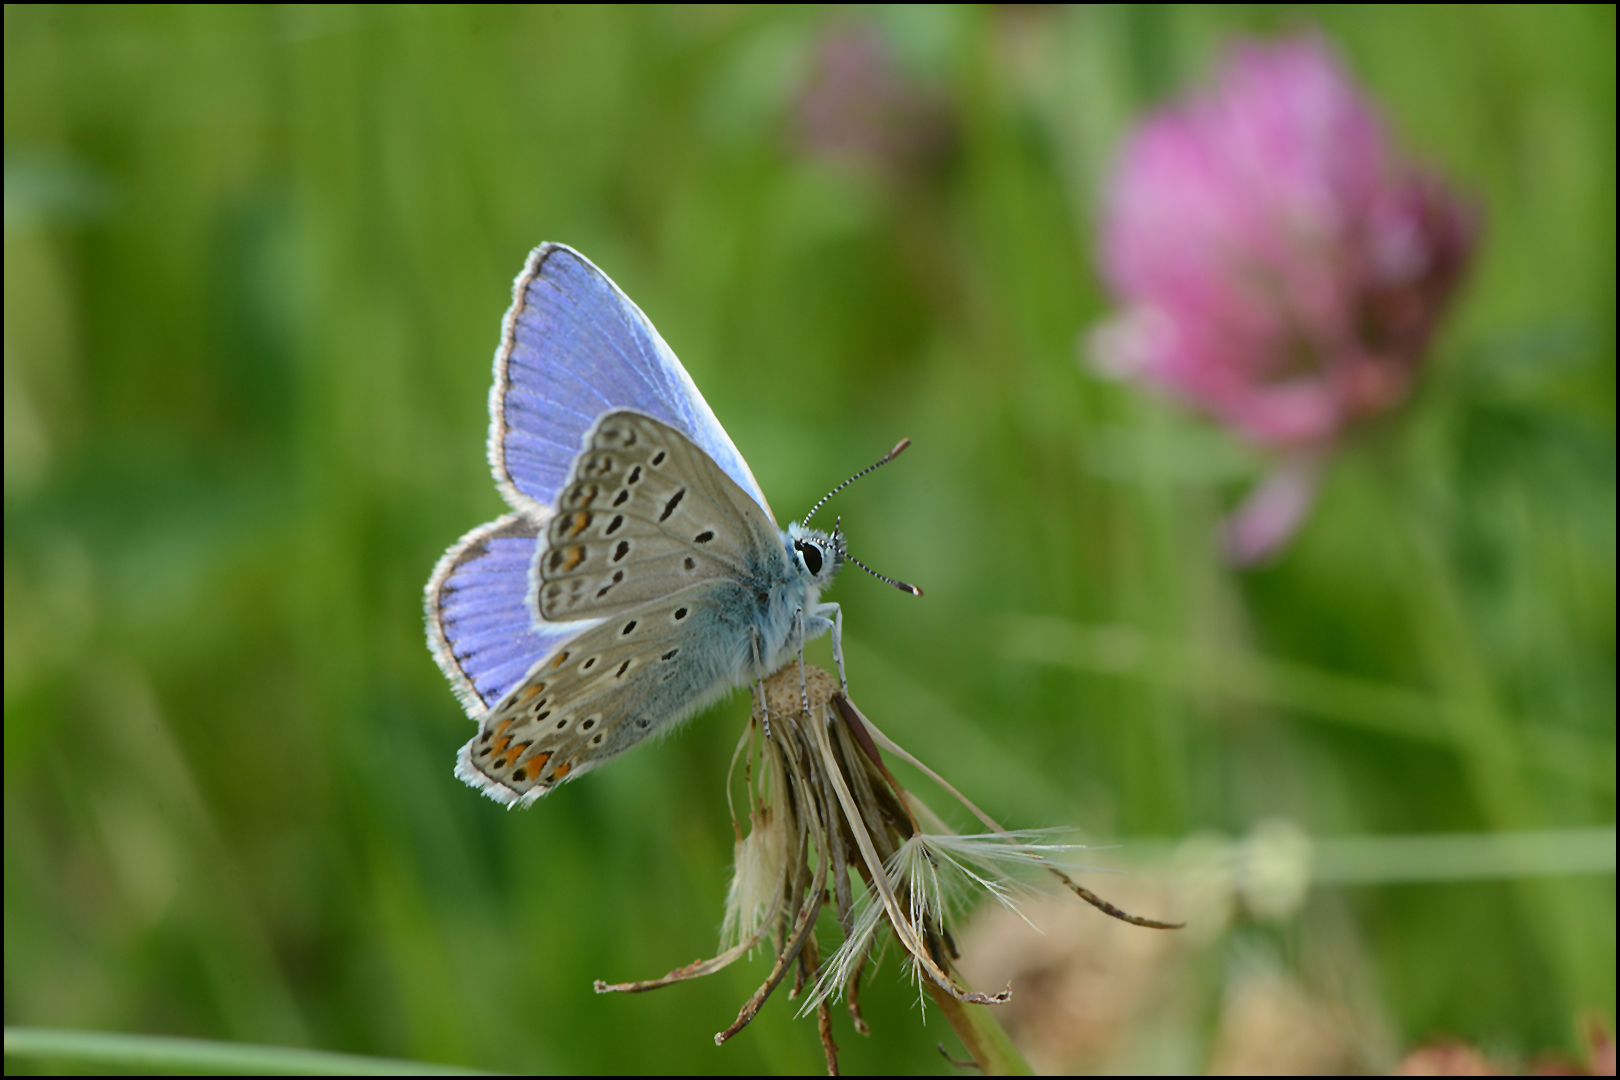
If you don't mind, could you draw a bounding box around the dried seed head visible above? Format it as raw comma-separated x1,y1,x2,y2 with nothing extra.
598,666,1180,1072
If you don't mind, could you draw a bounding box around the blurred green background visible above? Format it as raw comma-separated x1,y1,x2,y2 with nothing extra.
5,5,1613,1074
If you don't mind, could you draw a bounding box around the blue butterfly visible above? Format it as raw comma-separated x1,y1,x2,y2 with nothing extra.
426,244,910,807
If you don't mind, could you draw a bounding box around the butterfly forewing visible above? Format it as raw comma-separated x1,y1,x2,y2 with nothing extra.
490,245,773,519
457,579,760,803
537,410,782,621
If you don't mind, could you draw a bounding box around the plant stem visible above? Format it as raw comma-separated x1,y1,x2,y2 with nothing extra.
924,969,1034,1076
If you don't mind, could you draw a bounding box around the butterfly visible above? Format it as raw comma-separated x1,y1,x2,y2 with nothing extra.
426,244,913,807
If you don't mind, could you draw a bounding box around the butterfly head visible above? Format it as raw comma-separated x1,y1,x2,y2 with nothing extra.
787,519,845,587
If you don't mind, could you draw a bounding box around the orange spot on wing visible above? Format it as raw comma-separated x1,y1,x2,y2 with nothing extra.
550,651,571,669
491,735,512,758
551,761,572,780
499,741,531,770
566,512,591,538
494,717,514,738
518,683,546,703
562,545,586,571
525,750,552,775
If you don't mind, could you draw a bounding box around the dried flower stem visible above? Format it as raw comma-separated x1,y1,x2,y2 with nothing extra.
596,667,1175,1074
923,970,1033,1077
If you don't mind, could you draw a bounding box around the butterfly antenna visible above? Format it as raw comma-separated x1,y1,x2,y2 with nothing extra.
802,438,911,527
835,516,923,597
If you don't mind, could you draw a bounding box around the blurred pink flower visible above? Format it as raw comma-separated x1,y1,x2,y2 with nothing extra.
794,25,951,175
1089,37,1477,563
1395,1014,1615,1076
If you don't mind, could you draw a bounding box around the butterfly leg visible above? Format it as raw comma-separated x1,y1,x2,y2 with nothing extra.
750,624,772,739
793,607,810,714
803,602,846,695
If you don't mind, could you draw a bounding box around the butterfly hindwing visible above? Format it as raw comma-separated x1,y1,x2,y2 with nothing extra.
456,580,758,804
537,410,784,621
424,513,596,715
489,245,773,520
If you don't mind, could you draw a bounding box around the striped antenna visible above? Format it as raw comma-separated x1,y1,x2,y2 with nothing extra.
802,438,911,527
834,515,922,597
848,550,923,596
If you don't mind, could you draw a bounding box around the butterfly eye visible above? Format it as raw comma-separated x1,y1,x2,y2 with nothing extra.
796,539,823,576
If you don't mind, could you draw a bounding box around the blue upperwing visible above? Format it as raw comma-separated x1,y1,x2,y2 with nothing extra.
488,243,773,522
425,514,593,716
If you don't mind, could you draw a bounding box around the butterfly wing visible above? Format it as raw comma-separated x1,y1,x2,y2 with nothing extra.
438,246,799,805
489,243,773,522
457,413,796,806
424,513,600,717
456,579,765,805
537,409,785,621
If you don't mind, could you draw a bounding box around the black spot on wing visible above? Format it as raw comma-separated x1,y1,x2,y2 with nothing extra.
595,569,627,598
660,488,686,522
